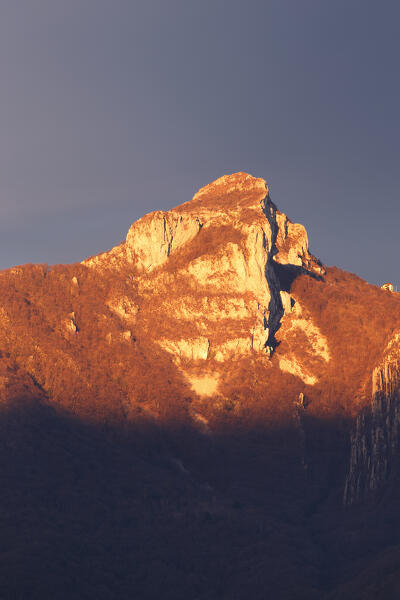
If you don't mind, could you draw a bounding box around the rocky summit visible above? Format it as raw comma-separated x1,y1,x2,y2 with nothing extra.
84,172,324,395
2,173,400,599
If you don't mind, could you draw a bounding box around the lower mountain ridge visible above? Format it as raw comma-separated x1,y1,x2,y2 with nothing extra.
1,172,400,598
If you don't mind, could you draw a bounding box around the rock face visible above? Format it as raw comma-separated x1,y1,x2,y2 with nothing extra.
84,173,324,393
344,332,400,504
125,211,202,272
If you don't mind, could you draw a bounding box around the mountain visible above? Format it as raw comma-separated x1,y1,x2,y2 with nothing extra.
1,172,400,598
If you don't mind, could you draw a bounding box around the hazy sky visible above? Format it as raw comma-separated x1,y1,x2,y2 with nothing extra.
0,0,399,285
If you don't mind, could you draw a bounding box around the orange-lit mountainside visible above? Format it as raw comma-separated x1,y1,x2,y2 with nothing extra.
2,173,400,599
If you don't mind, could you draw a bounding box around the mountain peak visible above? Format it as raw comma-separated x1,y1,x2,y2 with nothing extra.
80,173,326,397
190,171,268,202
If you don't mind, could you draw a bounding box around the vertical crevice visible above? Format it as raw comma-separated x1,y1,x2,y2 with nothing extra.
163,216,173,257
260,194,284,353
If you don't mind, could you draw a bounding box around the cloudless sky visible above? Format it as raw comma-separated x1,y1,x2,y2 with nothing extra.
0,0,399,284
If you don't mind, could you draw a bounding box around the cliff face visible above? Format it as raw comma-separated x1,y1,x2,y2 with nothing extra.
82,173,326,398
344,332,400,504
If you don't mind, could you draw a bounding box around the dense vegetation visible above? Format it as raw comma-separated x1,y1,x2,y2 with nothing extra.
1,261,400,597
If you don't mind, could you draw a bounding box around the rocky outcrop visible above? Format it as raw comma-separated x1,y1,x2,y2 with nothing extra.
126,211,202,272
344,332,400,504
276,298,330,385
83,173,323,386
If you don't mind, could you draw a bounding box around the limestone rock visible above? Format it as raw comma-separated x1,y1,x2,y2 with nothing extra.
83,172,322,384
344,331,400,504
126,211,202,272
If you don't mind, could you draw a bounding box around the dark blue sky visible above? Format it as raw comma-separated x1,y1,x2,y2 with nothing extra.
0,1,399,285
